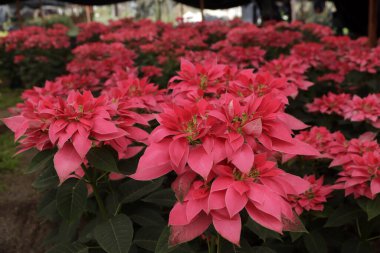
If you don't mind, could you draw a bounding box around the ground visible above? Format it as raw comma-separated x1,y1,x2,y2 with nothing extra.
0,88,49,253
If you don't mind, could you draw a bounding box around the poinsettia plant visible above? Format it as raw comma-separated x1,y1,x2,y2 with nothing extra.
2,18,380,253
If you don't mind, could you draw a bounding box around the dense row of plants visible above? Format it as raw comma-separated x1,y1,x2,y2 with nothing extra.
2,18,380,253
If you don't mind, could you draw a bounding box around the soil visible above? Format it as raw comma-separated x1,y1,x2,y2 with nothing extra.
0,172,49,253
0,128,50,253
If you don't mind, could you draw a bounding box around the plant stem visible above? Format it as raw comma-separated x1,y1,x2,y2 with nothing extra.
207,235,217,253
367,234,380,241
92,181,108,219
216,234,221,253
356,218,362,238
82,164,108,220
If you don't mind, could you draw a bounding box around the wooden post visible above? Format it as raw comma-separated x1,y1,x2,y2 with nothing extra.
369,0,378,47
39,0,45,19
114,4,119,17
156,0,162,21
16,0,22,28
85,6,93,22
252,0,257,24
200,0,205,21
180,3,184,18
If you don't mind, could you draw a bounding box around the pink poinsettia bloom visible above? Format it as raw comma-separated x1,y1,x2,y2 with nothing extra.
336,151,380,199
261,55,313,95
140,65,163,78
169,58,226,105
209,155,309,231
306,92,351,115
209,94,318,171
48,91,126,182
289,175,334,215
4,90,129,183
343,94,380,123
228,70,291,102
169,154,310,246
105,74,165,113
131,100,214,180
286,126,335,161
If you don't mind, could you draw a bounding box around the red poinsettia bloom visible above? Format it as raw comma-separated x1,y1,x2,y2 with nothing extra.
337,151,380,199
289,175,334,215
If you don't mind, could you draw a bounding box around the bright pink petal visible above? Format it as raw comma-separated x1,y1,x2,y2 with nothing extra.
2,116,29,140
186,199,207,222
212,211,241,245
92,118,119,135
208,191,227,210
169,138,189,168
272,138,319,156
231,144,254,174
170,213,211,246
130,140,172,180
246,202,283,233
188,146,213,179
172,171,197,202
277,113,308,130
54,142,83,183
225,187,248,217
371,178,380,195
149,126,177,143
169,202,189,226
49,119,67,144
72,132,92,159
242,118,262,136
211,177,234,192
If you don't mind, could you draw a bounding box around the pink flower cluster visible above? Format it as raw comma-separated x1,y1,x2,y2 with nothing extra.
0,24,70,52
3,72,164,183
307,92,380,128
168,59,313,107
290,126,380,199
291,36,380,84
131,60,319,245
289,175,333,215
66,42,137,89
0,24,70,67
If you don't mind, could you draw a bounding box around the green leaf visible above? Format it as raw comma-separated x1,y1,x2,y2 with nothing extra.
134,226,162,251
155,227,171,253
48,220,80,244
303,231,327,253
324,206,360,227
365,197,380,220
357,196,380,220
289,232,303,242
27,148,55,173
130,208,165,227
56,178,88,222
251,246,276,253
94,214,133,253
245,219,282,242
78,218,98,243
142,188,176,207
46,242,88,253
120,178,163,203
37,189,59,221
32,164,59,190
282,213,308,233
341,240,373,253
154,227,195,253
87,146,119,172
106,191,121,216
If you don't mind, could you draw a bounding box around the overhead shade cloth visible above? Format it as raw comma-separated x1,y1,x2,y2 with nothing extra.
0,0,132,6
2,0,252,8
173,0,252,9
